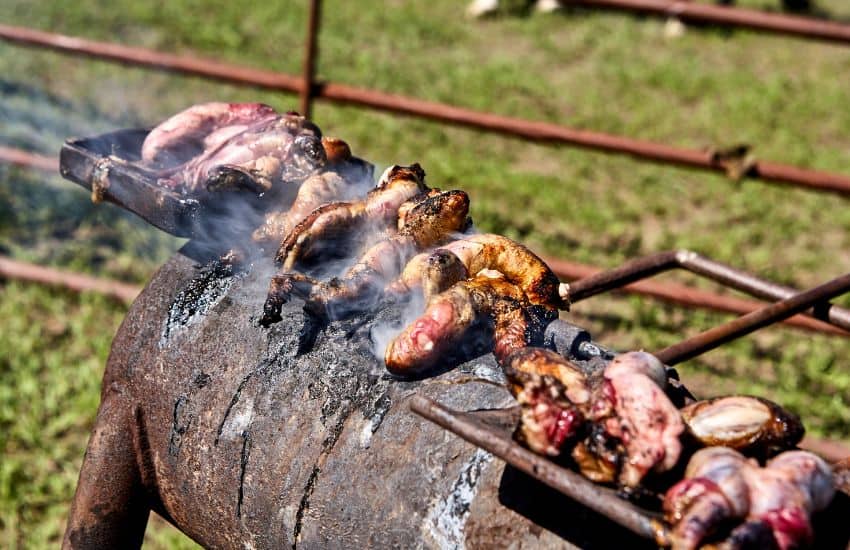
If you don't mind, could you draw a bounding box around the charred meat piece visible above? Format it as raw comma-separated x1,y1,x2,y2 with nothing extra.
275,164,430,270
502,348,590,457
388,233,570,310
597,352,684,489
503,347,590,407
664,447,835,550
385,275,553,377
303,190,471,318
507,369,585,457
260,190,470,324
681,396,804,457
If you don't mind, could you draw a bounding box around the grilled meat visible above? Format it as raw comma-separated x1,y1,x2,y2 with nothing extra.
592,352,684,488
503,347,590,406
252,171,362,244
681,396,804,457
275,164,429,270
503,348,589,456
507,368,585,457
505,350,683,489
389,233,570,310
141,102,278,166
260,190,471,324
385,275,553,377
142,104,326,195
303,190,471,318
664,447,835,550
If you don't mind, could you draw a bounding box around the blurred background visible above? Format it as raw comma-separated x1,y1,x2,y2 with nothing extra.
2,0,850,547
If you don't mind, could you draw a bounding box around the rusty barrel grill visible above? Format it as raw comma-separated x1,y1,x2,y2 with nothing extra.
59,129,850,548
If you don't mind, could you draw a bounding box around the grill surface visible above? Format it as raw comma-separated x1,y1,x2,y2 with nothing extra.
65,243,662,549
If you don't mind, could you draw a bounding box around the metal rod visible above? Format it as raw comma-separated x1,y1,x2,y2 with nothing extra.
2,24,850,196
0,145,58,172
300,0,322,118
547,255,848,336
567,0,850,46
654,272,850,365
566,249,850,333
0,256,141,304
409,395,666,543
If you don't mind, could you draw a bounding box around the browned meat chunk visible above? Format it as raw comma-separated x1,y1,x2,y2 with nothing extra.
275,164,429,270
389,233,570,310
384,276,553,377
681,396,804,457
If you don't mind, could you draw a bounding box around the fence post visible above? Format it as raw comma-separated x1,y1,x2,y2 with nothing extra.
300,0,322,119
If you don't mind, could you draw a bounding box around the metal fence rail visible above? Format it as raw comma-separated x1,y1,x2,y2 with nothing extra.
2,22,850,196
566,0,850,45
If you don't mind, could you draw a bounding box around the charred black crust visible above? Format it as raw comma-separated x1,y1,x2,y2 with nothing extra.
275,201,354,264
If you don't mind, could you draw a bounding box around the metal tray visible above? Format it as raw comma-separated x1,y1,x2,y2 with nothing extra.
60,128,266,241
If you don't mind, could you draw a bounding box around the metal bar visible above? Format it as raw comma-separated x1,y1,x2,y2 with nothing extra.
300,0,322,118
2,24,850,196
0,24,303,92
654,272,850,365
0,256,141,304
0,145,58,172
409,394,666,543
566,249,850,333
567,0,850,46
546,255,849,336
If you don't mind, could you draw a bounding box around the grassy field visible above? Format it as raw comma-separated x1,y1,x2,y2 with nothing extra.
2,0,850,547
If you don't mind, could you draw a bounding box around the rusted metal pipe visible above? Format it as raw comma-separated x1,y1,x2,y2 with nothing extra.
567,0,850,46
0,145,58,172
2,24,850,196
566,249,850,332
0,256,141,304
299,0,322,118
544,255,849,336
0,24,304,92
654,271,850,365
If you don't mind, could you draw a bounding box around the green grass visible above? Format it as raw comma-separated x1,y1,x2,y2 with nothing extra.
2,0,850,546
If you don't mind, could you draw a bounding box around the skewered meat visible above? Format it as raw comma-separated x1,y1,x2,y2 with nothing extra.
681,396,804,457
502,348,589,456
505,350,683,489
260,190,471,324
275,164,430,270
385,275,554,377
597,352,684,489
142,104,326,195
664,447,835,550
388,233,570,310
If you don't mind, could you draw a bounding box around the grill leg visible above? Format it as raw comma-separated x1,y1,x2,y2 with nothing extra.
62,388,150,549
